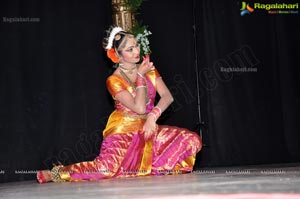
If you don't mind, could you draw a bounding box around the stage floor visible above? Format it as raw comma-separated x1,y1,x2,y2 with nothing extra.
1,163,300,199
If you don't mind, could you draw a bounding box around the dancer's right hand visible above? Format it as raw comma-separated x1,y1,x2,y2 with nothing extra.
138,55,153,75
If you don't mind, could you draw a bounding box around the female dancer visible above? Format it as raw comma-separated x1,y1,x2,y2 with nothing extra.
37,27,202,183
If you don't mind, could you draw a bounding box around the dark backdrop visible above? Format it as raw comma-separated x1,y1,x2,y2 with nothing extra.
0,0,299,183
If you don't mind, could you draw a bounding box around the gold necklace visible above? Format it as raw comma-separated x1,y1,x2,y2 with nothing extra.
119,64,137,74
119,70,149,103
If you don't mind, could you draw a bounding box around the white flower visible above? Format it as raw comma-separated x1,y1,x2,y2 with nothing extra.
136,29,152,55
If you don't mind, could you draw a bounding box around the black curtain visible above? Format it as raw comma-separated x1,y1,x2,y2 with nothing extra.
0,0,114,182
194,0,300,166
1,0,299,183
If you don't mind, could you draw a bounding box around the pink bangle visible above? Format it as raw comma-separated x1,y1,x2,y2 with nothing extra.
148,106,162,121
136,74,146,87
155,106,162,115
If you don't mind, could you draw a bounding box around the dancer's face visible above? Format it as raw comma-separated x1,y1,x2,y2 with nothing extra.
119,37,140,65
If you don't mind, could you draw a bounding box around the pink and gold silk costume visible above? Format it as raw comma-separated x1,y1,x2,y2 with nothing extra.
59,68,202,181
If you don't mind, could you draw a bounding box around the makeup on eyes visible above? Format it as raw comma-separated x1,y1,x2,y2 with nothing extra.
125,43,140,52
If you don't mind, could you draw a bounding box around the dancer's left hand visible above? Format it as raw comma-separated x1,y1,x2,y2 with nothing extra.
143,115,157,141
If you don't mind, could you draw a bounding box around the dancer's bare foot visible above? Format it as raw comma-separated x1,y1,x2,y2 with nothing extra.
37,170,52,184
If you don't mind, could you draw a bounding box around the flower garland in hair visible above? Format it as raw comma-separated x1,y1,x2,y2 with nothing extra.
105,26,123,50
105,26,123,63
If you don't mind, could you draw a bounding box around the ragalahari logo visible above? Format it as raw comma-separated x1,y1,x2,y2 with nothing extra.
240,2,255,16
